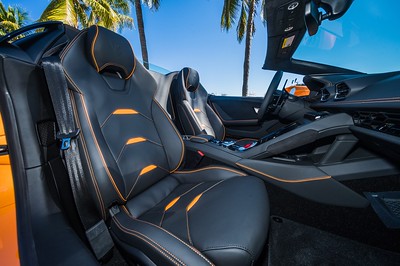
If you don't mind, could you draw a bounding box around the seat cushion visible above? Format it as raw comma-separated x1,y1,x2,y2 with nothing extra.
111,167,269,265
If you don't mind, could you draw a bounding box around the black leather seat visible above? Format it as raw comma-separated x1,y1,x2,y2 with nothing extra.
60,25,269,265
171,67,226,139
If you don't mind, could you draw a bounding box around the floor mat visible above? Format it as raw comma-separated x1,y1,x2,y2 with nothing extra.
266,216,400,266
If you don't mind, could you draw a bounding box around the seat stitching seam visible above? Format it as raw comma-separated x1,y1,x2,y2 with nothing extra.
121,206,213,265
179,104,196,135
79,94,126,201
153,99,185,172
117,138,163,162
100,111,153,129
160,182,204,226
113,217,182,266
126,165,169,199
70,91,106,218
173,166,246,177
200,245,255,261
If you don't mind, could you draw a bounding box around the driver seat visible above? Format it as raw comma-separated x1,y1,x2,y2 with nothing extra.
170,67,226,139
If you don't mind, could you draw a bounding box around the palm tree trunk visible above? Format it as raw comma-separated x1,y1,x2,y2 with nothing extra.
134,0,149,69
242,0,256,97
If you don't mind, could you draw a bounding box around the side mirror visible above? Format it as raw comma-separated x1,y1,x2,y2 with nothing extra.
305,0,354,36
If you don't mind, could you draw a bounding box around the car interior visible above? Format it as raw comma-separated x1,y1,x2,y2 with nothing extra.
0,0,399,265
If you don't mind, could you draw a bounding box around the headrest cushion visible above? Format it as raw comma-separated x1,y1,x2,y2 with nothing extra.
86,25,136,79
180,67,199,92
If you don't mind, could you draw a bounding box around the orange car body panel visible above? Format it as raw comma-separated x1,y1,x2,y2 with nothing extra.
0,114,19,266
285,85,311,97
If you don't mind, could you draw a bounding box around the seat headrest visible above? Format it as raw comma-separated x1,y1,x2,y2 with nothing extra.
86,25,136,79
180,67,199,92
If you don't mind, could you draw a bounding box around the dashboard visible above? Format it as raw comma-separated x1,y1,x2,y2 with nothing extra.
303,72,400,161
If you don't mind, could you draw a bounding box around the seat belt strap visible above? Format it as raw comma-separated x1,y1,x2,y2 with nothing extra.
42,56,113,260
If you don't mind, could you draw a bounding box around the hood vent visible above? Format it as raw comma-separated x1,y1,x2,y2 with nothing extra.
334,82,350,100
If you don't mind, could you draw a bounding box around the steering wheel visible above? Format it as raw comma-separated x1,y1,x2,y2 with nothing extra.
257,70,283,122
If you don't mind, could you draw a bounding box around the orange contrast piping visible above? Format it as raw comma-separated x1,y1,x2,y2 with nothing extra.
91,25,100,72
165,197,181,211
236,162,331,183
174,166,246,176
113,109,138,115
153,99,185,172
139,165,157,176
127,137,146,145
186,194,202,212
80,94,126,201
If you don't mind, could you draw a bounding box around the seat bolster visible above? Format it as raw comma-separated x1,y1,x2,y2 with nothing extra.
171,166,247,183
205,104,225,140
111,209,214,266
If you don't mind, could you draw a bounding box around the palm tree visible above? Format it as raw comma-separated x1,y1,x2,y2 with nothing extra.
39,0,133,32
131,0,160,69
0,2,29,36
221,0,266,96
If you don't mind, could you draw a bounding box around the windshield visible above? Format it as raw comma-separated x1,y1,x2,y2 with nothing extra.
294,0,400,73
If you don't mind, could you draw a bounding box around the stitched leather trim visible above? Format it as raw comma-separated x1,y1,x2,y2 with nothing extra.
121,206,214,265
174,166,246,177
186,194,202,212
188,136,209,142
126,165,168,199
80,94,127,201
153,99,185,172
201,245,254,263
117,137,162,162
101,109,152,128
165,196,181,211
127,137,146,145
140,165,157,176
236,162,331,183
91,25,100,72
124,41,137,80
113,217,183,266
321,97,400,105
113,109,138,115
70,91,107,219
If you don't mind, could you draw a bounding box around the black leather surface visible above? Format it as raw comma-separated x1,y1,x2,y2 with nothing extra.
171,67,225,139
60,25,270,265
86,25,136,79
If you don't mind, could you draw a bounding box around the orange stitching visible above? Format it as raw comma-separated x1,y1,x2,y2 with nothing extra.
79,94,126,201
174,166,246,176
113,217,182,266
121,206,213,265
125,41,137,80
91,25,100,72
101,109,152,128
60,29,87,61
236,162,331,183
186,211,193,245
153,99,185,173
70,91,106,219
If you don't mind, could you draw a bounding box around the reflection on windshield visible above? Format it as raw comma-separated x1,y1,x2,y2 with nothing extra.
294,0,400,74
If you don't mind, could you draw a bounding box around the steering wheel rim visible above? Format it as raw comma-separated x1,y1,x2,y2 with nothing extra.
257,70,283,122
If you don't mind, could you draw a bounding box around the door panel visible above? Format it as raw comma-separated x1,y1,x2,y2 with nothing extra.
209,95,282,139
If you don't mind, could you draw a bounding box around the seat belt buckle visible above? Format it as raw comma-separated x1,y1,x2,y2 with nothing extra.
57,129,80,150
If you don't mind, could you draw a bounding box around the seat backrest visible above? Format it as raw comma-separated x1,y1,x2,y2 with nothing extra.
60,25,184,218
171,67,225,139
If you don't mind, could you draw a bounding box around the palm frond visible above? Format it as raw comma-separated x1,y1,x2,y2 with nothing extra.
236,3,247,42
221,0,241,31
39,0,79,27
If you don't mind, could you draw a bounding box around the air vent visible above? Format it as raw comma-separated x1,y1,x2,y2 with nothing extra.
320,88,330,102
353,112,400,137
334,82,350,100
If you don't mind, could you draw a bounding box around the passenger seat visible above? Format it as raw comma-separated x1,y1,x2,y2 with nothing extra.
59,25,269,265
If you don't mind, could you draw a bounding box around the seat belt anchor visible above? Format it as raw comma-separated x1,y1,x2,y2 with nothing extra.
57,129,80,150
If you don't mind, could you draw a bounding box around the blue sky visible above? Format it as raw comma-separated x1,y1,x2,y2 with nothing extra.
4,0,278,96
3,0,399,96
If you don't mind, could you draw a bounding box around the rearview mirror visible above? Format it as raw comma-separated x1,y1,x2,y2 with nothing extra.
305,0,354,36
